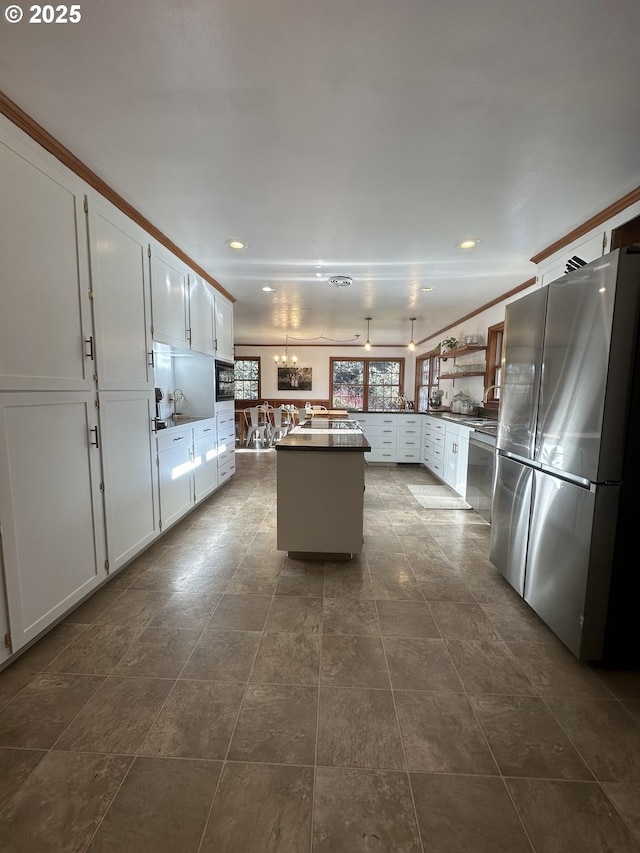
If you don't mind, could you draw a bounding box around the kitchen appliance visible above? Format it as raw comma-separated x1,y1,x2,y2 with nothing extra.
154,387,167,428
467,431,496,522
215,360,235,401
428,389,444,409
489,248,640,664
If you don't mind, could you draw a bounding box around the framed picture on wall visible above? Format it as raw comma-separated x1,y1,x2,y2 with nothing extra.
277,367,312,391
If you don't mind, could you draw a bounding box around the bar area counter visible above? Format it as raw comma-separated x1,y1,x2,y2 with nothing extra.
275,419,371,558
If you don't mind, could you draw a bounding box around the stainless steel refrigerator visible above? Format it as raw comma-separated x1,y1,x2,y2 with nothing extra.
490,248,640,664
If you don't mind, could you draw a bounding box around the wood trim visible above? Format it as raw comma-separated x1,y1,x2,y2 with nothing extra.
530,186,640,265
0,90,236,303
417,277,536,346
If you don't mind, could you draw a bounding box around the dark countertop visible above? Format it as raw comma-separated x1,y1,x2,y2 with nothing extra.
276,420,371,452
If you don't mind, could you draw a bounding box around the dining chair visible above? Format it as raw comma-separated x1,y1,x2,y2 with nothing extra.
270,407,289,445
245,406,268,447
310,405,328,412
298,407,308,423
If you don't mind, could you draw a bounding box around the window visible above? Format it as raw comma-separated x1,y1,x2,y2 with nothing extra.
234,357,260,400
484,322,503,406
330,358,404,411
415,349,440,411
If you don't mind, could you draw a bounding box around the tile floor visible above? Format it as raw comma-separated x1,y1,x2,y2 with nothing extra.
1,449,639,852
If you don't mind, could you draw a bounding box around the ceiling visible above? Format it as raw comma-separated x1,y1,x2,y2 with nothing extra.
2,0,640,348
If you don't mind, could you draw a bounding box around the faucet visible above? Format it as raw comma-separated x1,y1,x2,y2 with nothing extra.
173,388,187,416
483,384,500,403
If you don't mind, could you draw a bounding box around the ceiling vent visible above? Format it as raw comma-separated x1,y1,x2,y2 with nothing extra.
328,275,353,288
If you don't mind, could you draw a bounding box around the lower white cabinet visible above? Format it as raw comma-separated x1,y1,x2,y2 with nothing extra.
357,414,398,463
157,426,194,530
0,392,106,654
422,415,445,479
443,422,472,497
216,407,236,484
397,415,422,463
98,390,159,571
193,420,218,501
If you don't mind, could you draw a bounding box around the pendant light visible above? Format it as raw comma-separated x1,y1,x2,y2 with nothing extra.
407,317,417,352
364,317,372,351
273,334,298,366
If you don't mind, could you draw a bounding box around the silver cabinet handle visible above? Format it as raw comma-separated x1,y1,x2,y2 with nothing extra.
85,337,94,360
173,436,185,442
90,425,100,448
148,350,155,368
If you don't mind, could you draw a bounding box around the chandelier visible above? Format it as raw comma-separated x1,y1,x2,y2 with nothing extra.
274,334,298,366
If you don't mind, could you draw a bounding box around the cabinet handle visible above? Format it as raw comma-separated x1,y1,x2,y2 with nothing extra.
203,428,212,432
90,425,100,449
85,337,94,360
173,436,185,442
148,350,155,368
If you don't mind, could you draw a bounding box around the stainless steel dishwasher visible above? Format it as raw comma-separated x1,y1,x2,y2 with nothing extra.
466,431,497,522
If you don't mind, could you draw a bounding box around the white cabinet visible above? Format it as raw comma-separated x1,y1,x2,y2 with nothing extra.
443,422,472,497
157,426,194,531
0,573,11,665
357,413,398,463
0,392,106,653
98,390,159,571
149,244,189,349
189,275,216,356
423,415,445,479
0,129,93,392
397,415,422,463
193,419,218,500
87,198,154,391
216,405,236,484
214,293,234,362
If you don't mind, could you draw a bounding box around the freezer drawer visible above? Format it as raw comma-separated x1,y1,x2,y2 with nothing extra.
524,470,619,661
489,454,533,595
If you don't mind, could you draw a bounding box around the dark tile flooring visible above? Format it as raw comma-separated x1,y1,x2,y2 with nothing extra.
1,449,639,852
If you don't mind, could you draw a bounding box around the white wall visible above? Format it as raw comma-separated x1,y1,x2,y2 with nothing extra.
234,345,415,404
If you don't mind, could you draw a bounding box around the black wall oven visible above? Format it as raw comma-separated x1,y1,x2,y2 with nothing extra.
215,360,235,401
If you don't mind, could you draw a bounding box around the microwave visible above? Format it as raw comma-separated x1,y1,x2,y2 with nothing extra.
215,360,235,401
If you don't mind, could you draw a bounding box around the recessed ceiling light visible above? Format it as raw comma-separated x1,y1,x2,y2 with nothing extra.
262,286,274,292
459,239,479,250
420,286,434,292
327,275,353,288
226,239,248,250
315,273,323,278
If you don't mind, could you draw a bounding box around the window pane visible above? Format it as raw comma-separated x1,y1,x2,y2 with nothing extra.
234,359,259,400
332,384,364,409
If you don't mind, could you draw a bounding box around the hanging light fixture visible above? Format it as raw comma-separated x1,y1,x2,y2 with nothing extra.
407,317,417,352
364,317,372,351
274,334,298,366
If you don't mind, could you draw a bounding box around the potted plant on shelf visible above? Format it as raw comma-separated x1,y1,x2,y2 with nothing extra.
440,336,459,358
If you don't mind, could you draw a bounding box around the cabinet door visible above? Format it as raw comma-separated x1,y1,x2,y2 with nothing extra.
193,428,218,501
0,392,106,652
98,390,159,571
189,275,215,355
0,133,93,391
157,433,193,529
453,428,471,497
443,425,459,488
0,573,11,664
88,198,153,390
149,245,189,349
214,293,234,362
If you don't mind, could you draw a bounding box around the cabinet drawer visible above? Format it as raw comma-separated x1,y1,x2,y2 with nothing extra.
217,445,234,466
157,427,191,453
217,423,235,444
366,449,397,463
218,457,236,482
216,411,235,430
368,437,397,451
194,420,216,440
358,415,397,427
399,417,421,428
362,425,398,437
397,451,421,462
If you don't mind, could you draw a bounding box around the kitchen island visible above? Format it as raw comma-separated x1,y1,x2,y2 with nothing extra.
275,419,371,559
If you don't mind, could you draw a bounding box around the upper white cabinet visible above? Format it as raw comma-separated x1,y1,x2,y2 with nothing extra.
0,391,106,653
149,243,189,349
87,198,153,390
214,293,234,362
0,130,93,392
189,274,216,355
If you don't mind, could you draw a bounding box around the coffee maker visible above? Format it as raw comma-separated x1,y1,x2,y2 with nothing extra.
154,387,166,428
